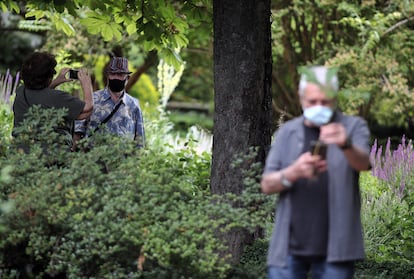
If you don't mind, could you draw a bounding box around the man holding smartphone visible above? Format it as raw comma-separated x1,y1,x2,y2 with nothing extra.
261,65,371,279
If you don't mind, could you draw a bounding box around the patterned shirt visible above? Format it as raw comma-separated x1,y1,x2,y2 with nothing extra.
74,88,145,147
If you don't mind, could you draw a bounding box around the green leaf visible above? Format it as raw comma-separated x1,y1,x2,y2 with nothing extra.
79,16,105,35
0,2,7,12
174,33,189,48
26,9,46,19
160,48,183,70
52,15,75,36
112,25,122,41
126,23,137,35
9,0,20,13
114,13,124,24
101,24,113,41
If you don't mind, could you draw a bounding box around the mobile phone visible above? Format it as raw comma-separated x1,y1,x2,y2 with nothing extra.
310,140,327,160
69,69,79,80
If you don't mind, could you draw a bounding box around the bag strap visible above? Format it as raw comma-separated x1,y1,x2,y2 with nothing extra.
93,100,123,133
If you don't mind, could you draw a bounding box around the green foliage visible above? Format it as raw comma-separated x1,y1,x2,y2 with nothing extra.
365,136,414,263
0,108,271,278
168,111,213,134
297,65,339,98
0,70,19,155
0,165,14,233
327,2,414,127
359,136,414,273
129,73,160,115
16,0,213,69
271,1,414,132
229,239,267,279
355,259,414,279
0,103,13,155
0,0,20,13
25,5,74,35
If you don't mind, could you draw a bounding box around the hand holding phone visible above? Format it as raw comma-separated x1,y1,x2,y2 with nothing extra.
69,69,79,80
310,140,327,160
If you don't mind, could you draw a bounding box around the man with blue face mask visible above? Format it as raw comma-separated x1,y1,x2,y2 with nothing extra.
261,65,371,279
73,57,145,149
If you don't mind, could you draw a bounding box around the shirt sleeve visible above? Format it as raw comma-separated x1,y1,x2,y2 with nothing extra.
350,116,371,154
74,119,88,134
53,90,85,121
263,129,285,174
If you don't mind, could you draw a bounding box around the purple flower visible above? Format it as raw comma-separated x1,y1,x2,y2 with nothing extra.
370,135,413,199
0,70,20,105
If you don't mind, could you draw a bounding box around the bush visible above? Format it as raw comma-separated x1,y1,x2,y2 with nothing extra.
0,70,19,155
0,103,13,156
0,108,272,278
359,135,414,275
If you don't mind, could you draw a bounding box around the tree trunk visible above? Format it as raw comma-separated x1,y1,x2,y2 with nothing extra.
211,0,272,263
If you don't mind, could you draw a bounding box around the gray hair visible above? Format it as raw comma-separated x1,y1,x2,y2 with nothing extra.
298,65,339,97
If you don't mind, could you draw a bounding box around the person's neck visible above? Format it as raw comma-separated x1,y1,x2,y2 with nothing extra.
109,90,124,102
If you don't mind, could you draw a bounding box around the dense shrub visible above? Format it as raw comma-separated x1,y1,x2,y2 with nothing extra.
0,70,18,155
358,136,414,277
0,107,273,278
0,103,13,156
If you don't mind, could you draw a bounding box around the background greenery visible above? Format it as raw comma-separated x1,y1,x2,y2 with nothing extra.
1,76,413,277
1,0,414,277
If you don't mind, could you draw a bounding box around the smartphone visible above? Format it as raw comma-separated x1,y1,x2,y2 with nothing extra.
69,69,79,80
310,140,327,160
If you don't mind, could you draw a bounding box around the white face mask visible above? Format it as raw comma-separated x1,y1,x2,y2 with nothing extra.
303,105,333,126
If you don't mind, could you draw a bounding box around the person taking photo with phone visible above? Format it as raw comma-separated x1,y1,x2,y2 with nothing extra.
261,65,371,279
12,51,93,152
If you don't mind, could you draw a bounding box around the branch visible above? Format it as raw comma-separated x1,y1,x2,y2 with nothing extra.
383,16,414,37
125,50,158,92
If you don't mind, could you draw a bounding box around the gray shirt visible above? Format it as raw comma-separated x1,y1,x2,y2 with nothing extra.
263,111,371,267
13,85,85,137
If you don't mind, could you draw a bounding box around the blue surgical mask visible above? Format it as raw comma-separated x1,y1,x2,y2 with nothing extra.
303,105,333,126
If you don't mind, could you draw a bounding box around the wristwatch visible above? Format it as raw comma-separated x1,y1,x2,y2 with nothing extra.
340,136,353,150
281,171,292,188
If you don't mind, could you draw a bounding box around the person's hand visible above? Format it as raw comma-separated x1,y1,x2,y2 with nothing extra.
49,68,71,88
319,123,347,148
76,67,93,119
56,68,71,82
291,151,327,180
77,68,92,85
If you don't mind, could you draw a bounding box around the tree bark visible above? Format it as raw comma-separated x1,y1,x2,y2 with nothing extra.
211,0,272,263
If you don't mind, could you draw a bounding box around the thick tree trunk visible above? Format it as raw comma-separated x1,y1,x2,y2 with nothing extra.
211,0,272,263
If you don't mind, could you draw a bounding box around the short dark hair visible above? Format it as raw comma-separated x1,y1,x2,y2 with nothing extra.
21,52,57,89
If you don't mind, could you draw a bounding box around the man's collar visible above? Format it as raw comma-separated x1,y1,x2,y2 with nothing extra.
103,87,125,102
